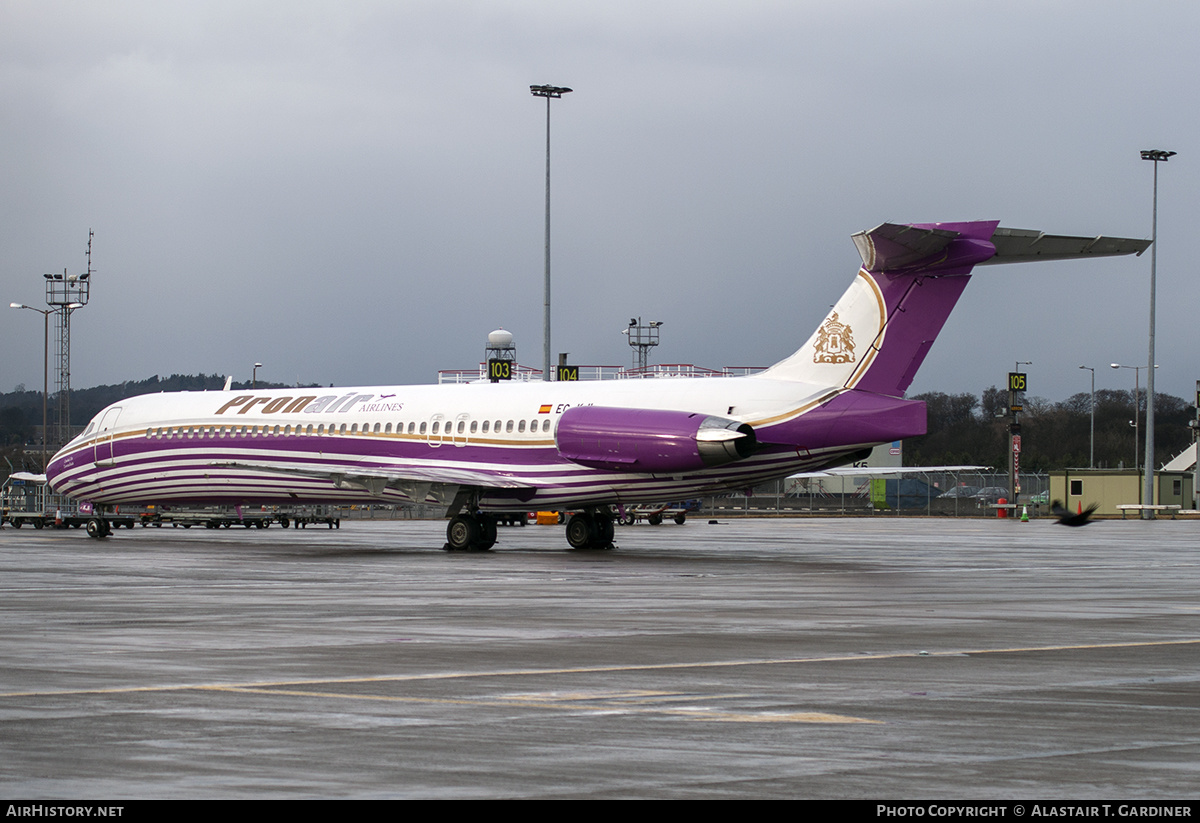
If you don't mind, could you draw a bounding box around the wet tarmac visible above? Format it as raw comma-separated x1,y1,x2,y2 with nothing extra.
1,517,1198,798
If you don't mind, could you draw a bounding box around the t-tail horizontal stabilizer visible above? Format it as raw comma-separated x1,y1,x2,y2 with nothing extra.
764,220,1150,396
851,222,1150,273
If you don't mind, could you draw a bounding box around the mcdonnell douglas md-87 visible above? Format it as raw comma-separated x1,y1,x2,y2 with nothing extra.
46,220,1148,550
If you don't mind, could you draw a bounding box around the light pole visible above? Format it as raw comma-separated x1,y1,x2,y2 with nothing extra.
9,303,50,472
1078,365,1095,468
1112,363,1157,487
1140,149,1174,518
530,84,572,381
253,362,263,388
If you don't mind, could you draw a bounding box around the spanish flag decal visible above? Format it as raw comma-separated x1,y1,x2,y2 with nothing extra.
538,404,553,414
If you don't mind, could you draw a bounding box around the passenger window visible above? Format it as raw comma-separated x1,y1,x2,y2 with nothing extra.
420,422,427,435
506,420,514,433
432,421,439,434
457,421,465,434
518,420,526,433
470,420,478,433
542,419,551,433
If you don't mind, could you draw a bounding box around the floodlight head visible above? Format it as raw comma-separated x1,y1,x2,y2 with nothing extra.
530,84,572,98
1140,149,1177,162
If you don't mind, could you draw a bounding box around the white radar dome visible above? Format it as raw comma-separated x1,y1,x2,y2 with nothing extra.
487,329,514,348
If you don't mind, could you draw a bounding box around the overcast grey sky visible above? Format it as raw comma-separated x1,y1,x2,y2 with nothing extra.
2,1,1197,404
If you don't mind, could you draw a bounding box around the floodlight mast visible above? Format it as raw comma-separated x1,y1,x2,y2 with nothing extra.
530,84,572,381
1139,149,1174,518
43,229,93,447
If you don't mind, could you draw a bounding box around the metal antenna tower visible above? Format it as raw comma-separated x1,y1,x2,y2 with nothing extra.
623,317,663,371
44,230,92,446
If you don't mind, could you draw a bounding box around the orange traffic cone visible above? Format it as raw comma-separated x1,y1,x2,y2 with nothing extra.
1078,501,1083,515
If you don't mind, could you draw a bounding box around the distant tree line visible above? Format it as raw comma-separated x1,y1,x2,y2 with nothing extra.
1,377,1195,477
905,387,1196,472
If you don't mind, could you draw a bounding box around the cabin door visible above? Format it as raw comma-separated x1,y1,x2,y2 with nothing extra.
92,407,123,466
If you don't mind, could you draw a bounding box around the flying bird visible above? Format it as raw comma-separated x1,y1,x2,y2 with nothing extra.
1051,500,1098,527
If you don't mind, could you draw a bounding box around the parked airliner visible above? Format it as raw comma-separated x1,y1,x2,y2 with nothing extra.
46,220,1148,550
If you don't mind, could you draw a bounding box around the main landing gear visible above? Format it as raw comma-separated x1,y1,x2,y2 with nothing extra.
565,510,615,550
444,508,617,551
444,512,498,552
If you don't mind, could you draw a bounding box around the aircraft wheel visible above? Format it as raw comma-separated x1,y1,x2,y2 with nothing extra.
476,514,497,550
446,514,481,552
86,517,108,539
566,513,596,549
594,512,615,548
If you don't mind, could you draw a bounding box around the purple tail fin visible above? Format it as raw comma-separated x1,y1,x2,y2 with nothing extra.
761,220,1150,397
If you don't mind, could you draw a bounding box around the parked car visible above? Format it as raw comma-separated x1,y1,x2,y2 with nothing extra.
973,486,1010,504
937,485,980,499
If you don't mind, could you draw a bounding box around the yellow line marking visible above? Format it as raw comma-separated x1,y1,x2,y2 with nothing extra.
3,638,1196,701
206,686,879,724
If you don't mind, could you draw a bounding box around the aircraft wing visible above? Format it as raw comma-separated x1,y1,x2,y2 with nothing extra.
211,460,532,500
788,465,988,479
8,472,48,483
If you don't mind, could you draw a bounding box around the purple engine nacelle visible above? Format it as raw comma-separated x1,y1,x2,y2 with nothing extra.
555,406,757,474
